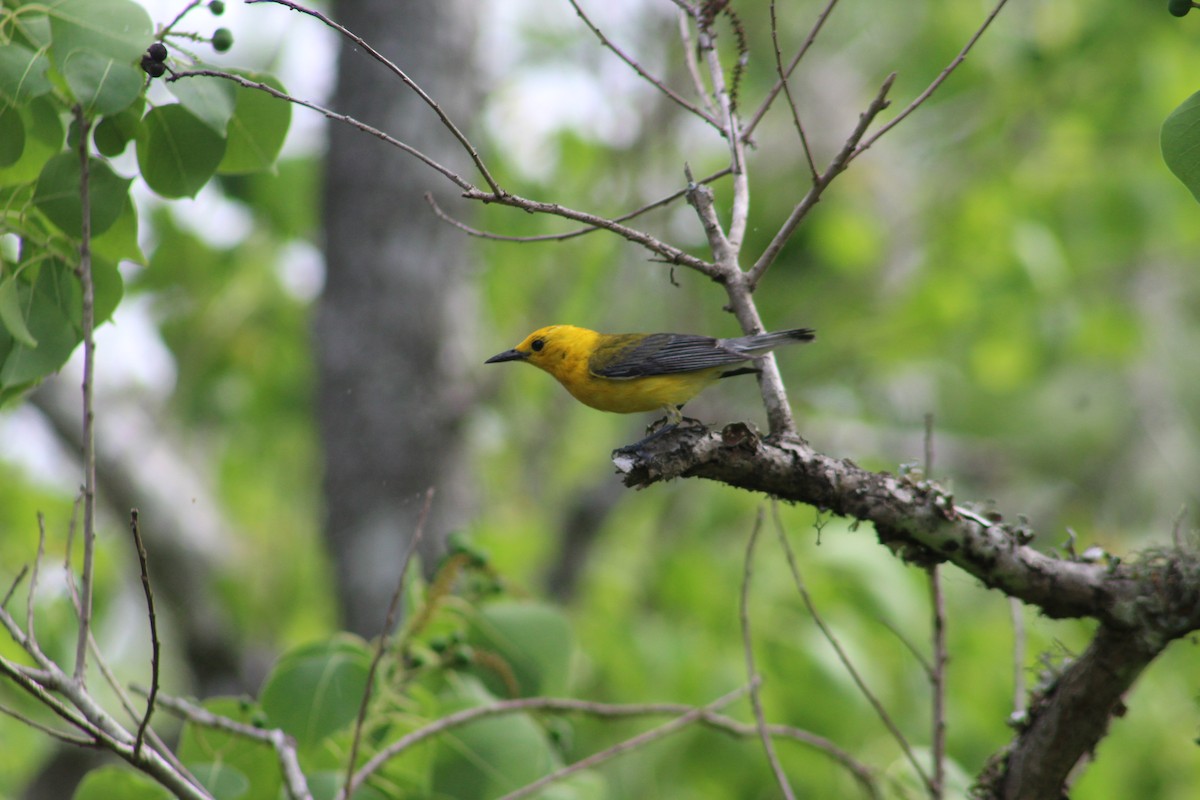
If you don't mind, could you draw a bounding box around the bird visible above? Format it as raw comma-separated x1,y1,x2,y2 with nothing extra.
485,324,815,425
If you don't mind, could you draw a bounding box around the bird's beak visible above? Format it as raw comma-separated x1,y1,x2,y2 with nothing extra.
485,348,528,364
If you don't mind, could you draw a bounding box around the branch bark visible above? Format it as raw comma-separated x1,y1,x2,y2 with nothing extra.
613,425,1200,797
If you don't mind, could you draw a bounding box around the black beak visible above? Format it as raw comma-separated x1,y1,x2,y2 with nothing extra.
485,348,528,364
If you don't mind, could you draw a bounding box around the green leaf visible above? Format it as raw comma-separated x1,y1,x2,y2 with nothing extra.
177,698,283,800
0,44,53,102
33,151,132,237
432,678,560,800
0,97,64,187
137,104,227,198
92,195,145,266
169,76,237,133
259,635,372,751
92,256,124,324
61,49,143,116
0,105,25,167
1162,90,1200,203
219,73,291,175
93,103,143,159
0,275,38,347
466,601,574,697
71,766,172,800
46,0,153,66
185,761,250,800
0,262,78,386
304,772,392,800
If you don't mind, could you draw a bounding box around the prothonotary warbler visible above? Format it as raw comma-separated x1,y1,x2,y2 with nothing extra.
485,324,815,424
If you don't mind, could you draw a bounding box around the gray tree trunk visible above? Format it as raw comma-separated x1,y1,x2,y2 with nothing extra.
319,0,479,635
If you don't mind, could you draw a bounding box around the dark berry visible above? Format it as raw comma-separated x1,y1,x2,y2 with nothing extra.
1169,0,1193,16
212,27,233,52
147,42,167,62
209,0,226,15
141,54,167,78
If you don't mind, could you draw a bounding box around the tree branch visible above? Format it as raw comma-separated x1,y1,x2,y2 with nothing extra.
977,626,1161,800
614,426,1200,635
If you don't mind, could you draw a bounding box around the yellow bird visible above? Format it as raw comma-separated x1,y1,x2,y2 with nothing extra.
485,324,815,424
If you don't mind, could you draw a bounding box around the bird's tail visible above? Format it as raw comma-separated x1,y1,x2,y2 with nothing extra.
725,328,816,356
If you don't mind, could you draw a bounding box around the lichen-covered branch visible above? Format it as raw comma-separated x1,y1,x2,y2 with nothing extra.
614,425,1200,797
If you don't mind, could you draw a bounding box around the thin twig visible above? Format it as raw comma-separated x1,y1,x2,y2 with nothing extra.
880,620,933,675
247,0,501,194
0,700,93,745
567,0,720,129
352,688,743,796
425,167,733,243
855,0,1010,153
741,507,796,800
144,689,312,800
129,509,160,761
72,106,96,686
160,0,202,36
2,564,27,610
86,628,195,785
928,565,946,798
769,1,818,181
1010,597,1026,718
169,68,474,191
746,74,894,290
924,414,946,798
772,503,933,792
694,12,749,251
462,188,716,276
743,0,841,141
494,685,751,800
28,512,46,638
340,487,434,800
676,10,716,116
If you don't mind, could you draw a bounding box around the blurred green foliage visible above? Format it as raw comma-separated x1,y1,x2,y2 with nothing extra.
2,0,1200,797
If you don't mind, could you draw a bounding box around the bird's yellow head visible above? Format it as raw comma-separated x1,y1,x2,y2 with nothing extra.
485,325,597,378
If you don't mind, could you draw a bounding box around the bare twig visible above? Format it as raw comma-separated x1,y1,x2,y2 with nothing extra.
676,10,716,116
744,0,841,141
340,487,434,800
772,503,933,792
462,188,716,276
72,106,96,686
148,690,311,800
248,0,501,193
1010,597,1026,719
741,507,796,800
494,685,751,800
2,564,27,610
855,0,1010,152
768,1,818,181
169,69,474,191
928,565,947,798
0,700,93,745
425,166,733,243
693,12,750,251
27,513,46,638
86,627,195,784
351,688,746,797
129,509,160,761
568,0,720,129
746,74,894,291
924,415,946,798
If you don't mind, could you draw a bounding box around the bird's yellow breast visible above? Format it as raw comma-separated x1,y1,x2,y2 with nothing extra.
530,329,722,413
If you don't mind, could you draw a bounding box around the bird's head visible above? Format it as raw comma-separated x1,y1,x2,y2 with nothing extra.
485,325,591,374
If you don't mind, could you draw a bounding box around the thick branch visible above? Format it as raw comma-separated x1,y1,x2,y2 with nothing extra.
976,626,1160,800
613,426,1200,635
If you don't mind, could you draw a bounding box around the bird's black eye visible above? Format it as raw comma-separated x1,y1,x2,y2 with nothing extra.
531,339,545,352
